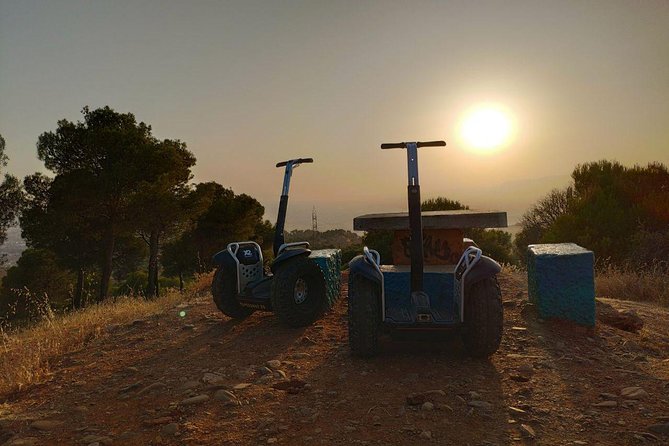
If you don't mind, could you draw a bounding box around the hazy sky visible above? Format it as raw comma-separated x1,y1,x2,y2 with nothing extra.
1,0,668,229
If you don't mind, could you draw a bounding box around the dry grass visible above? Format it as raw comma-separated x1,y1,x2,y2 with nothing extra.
596,260,669,306
0,273,212,396
500,263,526,291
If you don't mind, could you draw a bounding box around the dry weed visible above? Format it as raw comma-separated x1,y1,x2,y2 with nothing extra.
596,260,669,306
0,273,212,395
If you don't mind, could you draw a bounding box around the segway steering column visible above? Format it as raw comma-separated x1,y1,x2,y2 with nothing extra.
273,158,314,257
381,141,445,292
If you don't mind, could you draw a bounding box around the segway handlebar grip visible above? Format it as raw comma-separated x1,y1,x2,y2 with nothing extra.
381,141,446,149
381,143,406,149
276,158,314,168
417,140,446,148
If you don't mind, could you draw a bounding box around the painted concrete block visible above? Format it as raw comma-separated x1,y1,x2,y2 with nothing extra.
391,228,464,265
527,243,595,326
310,249,342,308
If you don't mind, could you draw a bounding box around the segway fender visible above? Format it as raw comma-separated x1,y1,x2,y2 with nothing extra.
271,248,311,272
349,255,383,285
212,249,237,268
464,255,501,288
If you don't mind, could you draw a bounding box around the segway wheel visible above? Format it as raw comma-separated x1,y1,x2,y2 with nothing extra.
271,256,327,328
212,265,254,319
348,273,380,357
461,276,503,358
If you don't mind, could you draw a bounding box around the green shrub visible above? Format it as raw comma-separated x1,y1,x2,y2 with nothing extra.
113,271,148,297
340,244,363,266
516,161,669,264
360,197,516,265
0,249,74,320
361,230,394,265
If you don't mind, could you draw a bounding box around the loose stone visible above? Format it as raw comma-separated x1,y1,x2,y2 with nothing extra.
180,394,210,406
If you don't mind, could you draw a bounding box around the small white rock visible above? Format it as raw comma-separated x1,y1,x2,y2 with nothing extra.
592,401,617,408
266,360,282,369
468,400,493,410
215,389,238,406
180,394,210,406
620,386,649,399
419,431,432,439
30,420,63,431
161,423,178,436
421,402,434,411
202,372,225,384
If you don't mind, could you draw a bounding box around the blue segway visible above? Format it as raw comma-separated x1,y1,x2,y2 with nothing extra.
211,158,341,327
347,141,504,357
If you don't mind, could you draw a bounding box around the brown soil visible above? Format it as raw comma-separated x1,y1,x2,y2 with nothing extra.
2,271,669,445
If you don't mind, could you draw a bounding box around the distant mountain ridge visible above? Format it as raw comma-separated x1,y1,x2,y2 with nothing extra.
0,227,26,266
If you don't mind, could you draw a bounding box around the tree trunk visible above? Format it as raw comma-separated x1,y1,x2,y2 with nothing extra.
196,250,202,273
73,268,85,309
179,271,184,292
154,266,160,298
99,234,115,302
146,229,160,299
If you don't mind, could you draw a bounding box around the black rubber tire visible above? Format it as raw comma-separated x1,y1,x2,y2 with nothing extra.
462,276,503,358
271,256,327,328
211,265,254,319
348,273,381,357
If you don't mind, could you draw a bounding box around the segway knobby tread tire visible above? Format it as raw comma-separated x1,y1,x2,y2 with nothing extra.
348,273,381,357
271,256,327,328
212,265,254,319
462,276,503,358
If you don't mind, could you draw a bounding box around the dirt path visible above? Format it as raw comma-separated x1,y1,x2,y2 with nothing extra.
2,271,669,445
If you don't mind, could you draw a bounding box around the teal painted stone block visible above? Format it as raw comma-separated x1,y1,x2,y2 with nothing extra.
310,249,342,308
527,243,595,326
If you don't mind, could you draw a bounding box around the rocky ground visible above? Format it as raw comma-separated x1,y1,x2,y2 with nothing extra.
1,270,669,446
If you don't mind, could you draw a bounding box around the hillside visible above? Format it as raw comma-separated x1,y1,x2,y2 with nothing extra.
1,271,668,445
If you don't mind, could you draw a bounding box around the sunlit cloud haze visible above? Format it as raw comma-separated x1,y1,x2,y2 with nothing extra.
1,0,668,230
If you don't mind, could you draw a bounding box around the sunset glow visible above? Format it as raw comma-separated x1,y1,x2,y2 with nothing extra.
1,2,667,229
460,105,513,151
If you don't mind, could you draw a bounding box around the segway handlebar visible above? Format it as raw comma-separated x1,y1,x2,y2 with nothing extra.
276,158,314,168
381,141,446,149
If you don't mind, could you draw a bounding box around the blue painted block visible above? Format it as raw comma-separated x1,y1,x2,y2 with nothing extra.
310,249,342,308
527,243,595,326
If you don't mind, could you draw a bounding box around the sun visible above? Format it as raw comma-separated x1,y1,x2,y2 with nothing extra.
460,105,513,151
